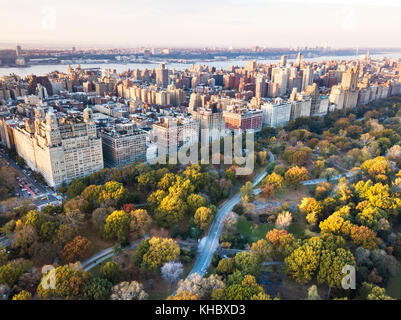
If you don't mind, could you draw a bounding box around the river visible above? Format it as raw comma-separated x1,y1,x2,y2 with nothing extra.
1,52,401,77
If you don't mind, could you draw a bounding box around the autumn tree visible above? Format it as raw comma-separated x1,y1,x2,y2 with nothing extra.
215,258,235,276
262,172,283,193
285,237,322,284
103,210,131,240
59,236,93,264
187,194,207,213
319,212,353,238
176,273,224,299
12,290,32,300
233,252,260,277
194,207,214,231
98,181,126,207
91,207,109,232
299,197,323,226
141,237,180,270
361,157,391,182
240,182,254,204
284,166,309,188
266,229,296,260
0,261,29,287
250,239,269,262
359,282,394,300
37,265,90,300
156,194,188,227
350,225,378,249
275,211,293,230
130,209,152,236
317,247,355,289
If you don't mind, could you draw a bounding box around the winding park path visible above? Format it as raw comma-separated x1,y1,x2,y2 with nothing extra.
184,151,275,279
80,152,357,277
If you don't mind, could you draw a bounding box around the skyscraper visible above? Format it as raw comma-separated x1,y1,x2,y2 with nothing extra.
255,75,267,99
156,63,169,88
16,45,22,57
341,65,360,109
295,52,302,67
301,66,313,91
280,55,288,67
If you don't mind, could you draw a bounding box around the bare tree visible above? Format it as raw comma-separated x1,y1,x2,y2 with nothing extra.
111,281,148,300
161,261,184,285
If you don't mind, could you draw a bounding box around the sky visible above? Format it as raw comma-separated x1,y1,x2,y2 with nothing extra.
1,0,401,48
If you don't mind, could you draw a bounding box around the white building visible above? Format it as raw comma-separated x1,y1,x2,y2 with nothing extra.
261,97,292,128
153,117,200,155
13,107,103,187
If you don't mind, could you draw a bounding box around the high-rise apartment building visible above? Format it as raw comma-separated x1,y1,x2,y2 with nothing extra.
188,92,202,114
12,107,103,187
341,65,360,109
301,66,313,91
100,123,147,167
192,107,224,143
329,85,345,110
289,88,311,120
280,55,288,67
255,75,267,99
223,109,263,132
156,63,169,88
304,83,320,115
261,97,292,128
153,117,200,155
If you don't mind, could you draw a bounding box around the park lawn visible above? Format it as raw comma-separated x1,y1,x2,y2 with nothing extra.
387,266,401,299
79,222,114,254
236,216,274,243
288,221,305,239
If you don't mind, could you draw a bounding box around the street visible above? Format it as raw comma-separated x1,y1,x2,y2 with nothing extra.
0,146,63,210
186,151,275,279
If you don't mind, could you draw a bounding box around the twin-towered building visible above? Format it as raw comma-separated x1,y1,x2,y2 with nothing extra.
12,106,103,187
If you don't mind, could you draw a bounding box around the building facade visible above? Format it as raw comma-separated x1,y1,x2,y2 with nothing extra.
12,106,103,187
101,123,147,168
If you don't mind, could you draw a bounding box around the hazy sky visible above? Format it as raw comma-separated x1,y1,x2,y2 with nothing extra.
2,0,401,48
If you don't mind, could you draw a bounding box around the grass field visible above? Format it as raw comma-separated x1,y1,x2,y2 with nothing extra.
236,216,274,242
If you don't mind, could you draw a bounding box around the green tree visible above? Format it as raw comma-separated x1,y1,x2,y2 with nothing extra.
99,262,122,284
215,258,235,276
233,252,260,277
83,277,112,300
240,182,254,204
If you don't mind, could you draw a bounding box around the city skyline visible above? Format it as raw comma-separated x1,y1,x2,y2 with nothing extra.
2,0,401,48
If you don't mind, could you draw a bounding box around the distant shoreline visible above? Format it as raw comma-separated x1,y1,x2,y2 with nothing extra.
1,51,401,77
